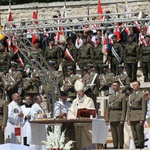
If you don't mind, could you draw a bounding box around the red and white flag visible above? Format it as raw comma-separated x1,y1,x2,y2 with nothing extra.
64,48,74,62
17,53,24,68
8,8,12,22
32,8,38,25
97,0,103,20
113,22,121,42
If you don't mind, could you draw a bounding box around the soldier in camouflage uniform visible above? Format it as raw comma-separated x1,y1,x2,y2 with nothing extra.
78,35,94,70
110,34,124,75
124,34,140,82
93,36,104,74
140,34,150,82
63,37,77,73
44,38,62,70
0,40,10,74
5,62,22,102
63,66,79,102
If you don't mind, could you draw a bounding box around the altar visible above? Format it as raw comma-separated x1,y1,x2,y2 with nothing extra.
30,118,108,150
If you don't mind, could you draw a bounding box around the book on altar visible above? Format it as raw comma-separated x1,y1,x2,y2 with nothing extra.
76,108,96,118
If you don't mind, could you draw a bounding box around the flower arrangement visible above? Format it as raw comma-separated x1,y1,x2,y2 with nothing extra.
41,126,74,150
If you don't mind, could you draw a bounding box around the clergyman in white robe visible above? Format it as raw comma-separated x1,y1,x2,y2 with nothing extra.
67,80,95,150
5,93,23,144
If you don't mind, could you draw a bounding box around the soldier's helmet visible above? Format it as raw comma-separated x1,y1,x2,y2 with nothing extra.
111,34,117,39
95,36,102,40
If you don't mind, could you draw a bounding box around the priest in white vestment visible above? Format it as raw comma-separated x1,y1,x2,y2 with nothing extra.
5,93,24,144
67,80,95,150
21,95,32,146
30,95,47,120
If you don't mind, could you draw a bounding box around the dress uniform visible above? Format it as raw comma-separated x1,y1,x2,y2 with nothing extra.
84,64,100,110
0,98,8,144
78,35,94,70
63,66,79,102
44,38,62,70
5,62,22,102
110,34,124,75
115,65,130,94
124,34,140,82
106,81,127,149
63,37,77,73
126,81,147,148
92,36,104,74
99,65,115,96
140,34,150,82
0,38,10,73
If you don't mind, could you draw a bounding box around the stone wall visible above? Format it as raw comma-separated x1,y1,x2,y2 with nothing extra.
0,0,150,25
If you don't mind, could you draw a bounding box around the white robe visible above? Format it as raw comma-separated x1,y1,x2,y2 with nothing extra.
30,103,45,120
5,101,23,144
54,101,71,118
68,94,95,119
67,94,95,149
21,105,32,144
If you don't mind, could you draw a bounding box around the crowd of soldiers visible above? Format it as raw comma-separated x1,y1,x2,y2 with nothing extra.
0,21,150,148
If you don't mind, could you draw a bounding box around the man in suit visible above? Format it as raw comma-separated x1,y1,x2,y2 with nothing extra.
126,81,147,148
105,81,127,149
0,90,8,144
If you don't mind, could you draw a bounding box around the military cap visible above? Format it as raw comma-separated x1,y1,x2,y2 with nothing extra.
96,36,102,40
118,65,124,69
81,35,88,39
127,34,134,38
111,34,117,39
60,91,68,96
49,60,55,66
103,64,109,68
67,66,74,71
144,34,150,38
11,61,18,67
87,64,94,69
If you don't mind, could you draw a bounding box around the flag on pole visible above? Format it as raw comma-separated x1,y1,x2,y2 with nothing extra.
32,7,38,25
8,8,12,22
97,0,103,20
64,48,74,62
17,53,24,68
113,22,121,42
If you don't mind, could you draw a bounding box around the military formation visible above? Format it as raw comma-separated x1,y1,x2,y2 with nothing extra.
0,22,150,149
